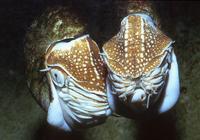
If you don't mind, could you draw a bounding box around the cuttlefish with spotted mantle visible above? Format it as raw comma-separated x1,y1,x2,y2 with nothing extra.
41,35,114,131
102,13,180,114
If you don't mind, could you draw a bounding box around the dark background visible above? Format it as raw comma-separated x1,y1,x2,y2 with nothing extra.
0,0,200,71
0,1,200,140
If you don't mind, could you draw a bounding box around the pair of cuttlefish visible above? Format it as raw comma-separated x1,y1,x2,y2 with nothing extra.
41,13,180,131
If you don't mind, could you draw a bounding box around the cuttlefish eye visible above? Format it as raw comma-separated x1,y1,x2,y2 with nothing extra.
50,68,65,87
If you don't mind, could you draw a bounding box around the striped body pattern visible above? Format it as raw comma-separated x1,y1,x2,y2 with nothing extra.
102,14,175,110
43,35,111,131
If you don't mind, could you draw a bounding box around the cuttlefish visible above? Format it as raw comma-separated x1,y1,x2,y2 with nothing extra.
102,13,180,114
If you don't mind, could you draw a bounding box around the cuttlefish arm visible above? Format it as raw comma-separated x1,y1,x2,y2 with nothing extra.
158,50,180,113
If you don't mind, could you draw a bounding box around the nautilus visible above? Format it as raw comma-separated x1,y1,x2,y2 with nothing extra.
102,13,180,115
41,35,113,131
25,4,180,133
24,6,114,132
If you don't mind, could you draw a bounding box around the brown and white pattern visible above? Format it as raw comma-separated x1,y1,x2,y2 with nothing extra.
42,35,111,131
102,13,175,110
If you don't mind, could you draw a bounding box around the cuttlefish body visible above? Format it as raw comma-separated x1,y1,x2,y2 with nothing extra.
42,35,113,131
102,14,180,114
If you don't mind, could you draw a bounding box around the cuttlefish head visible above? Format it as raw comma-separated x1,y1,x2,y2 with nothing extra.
102,13,180,114
42,35,113,131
